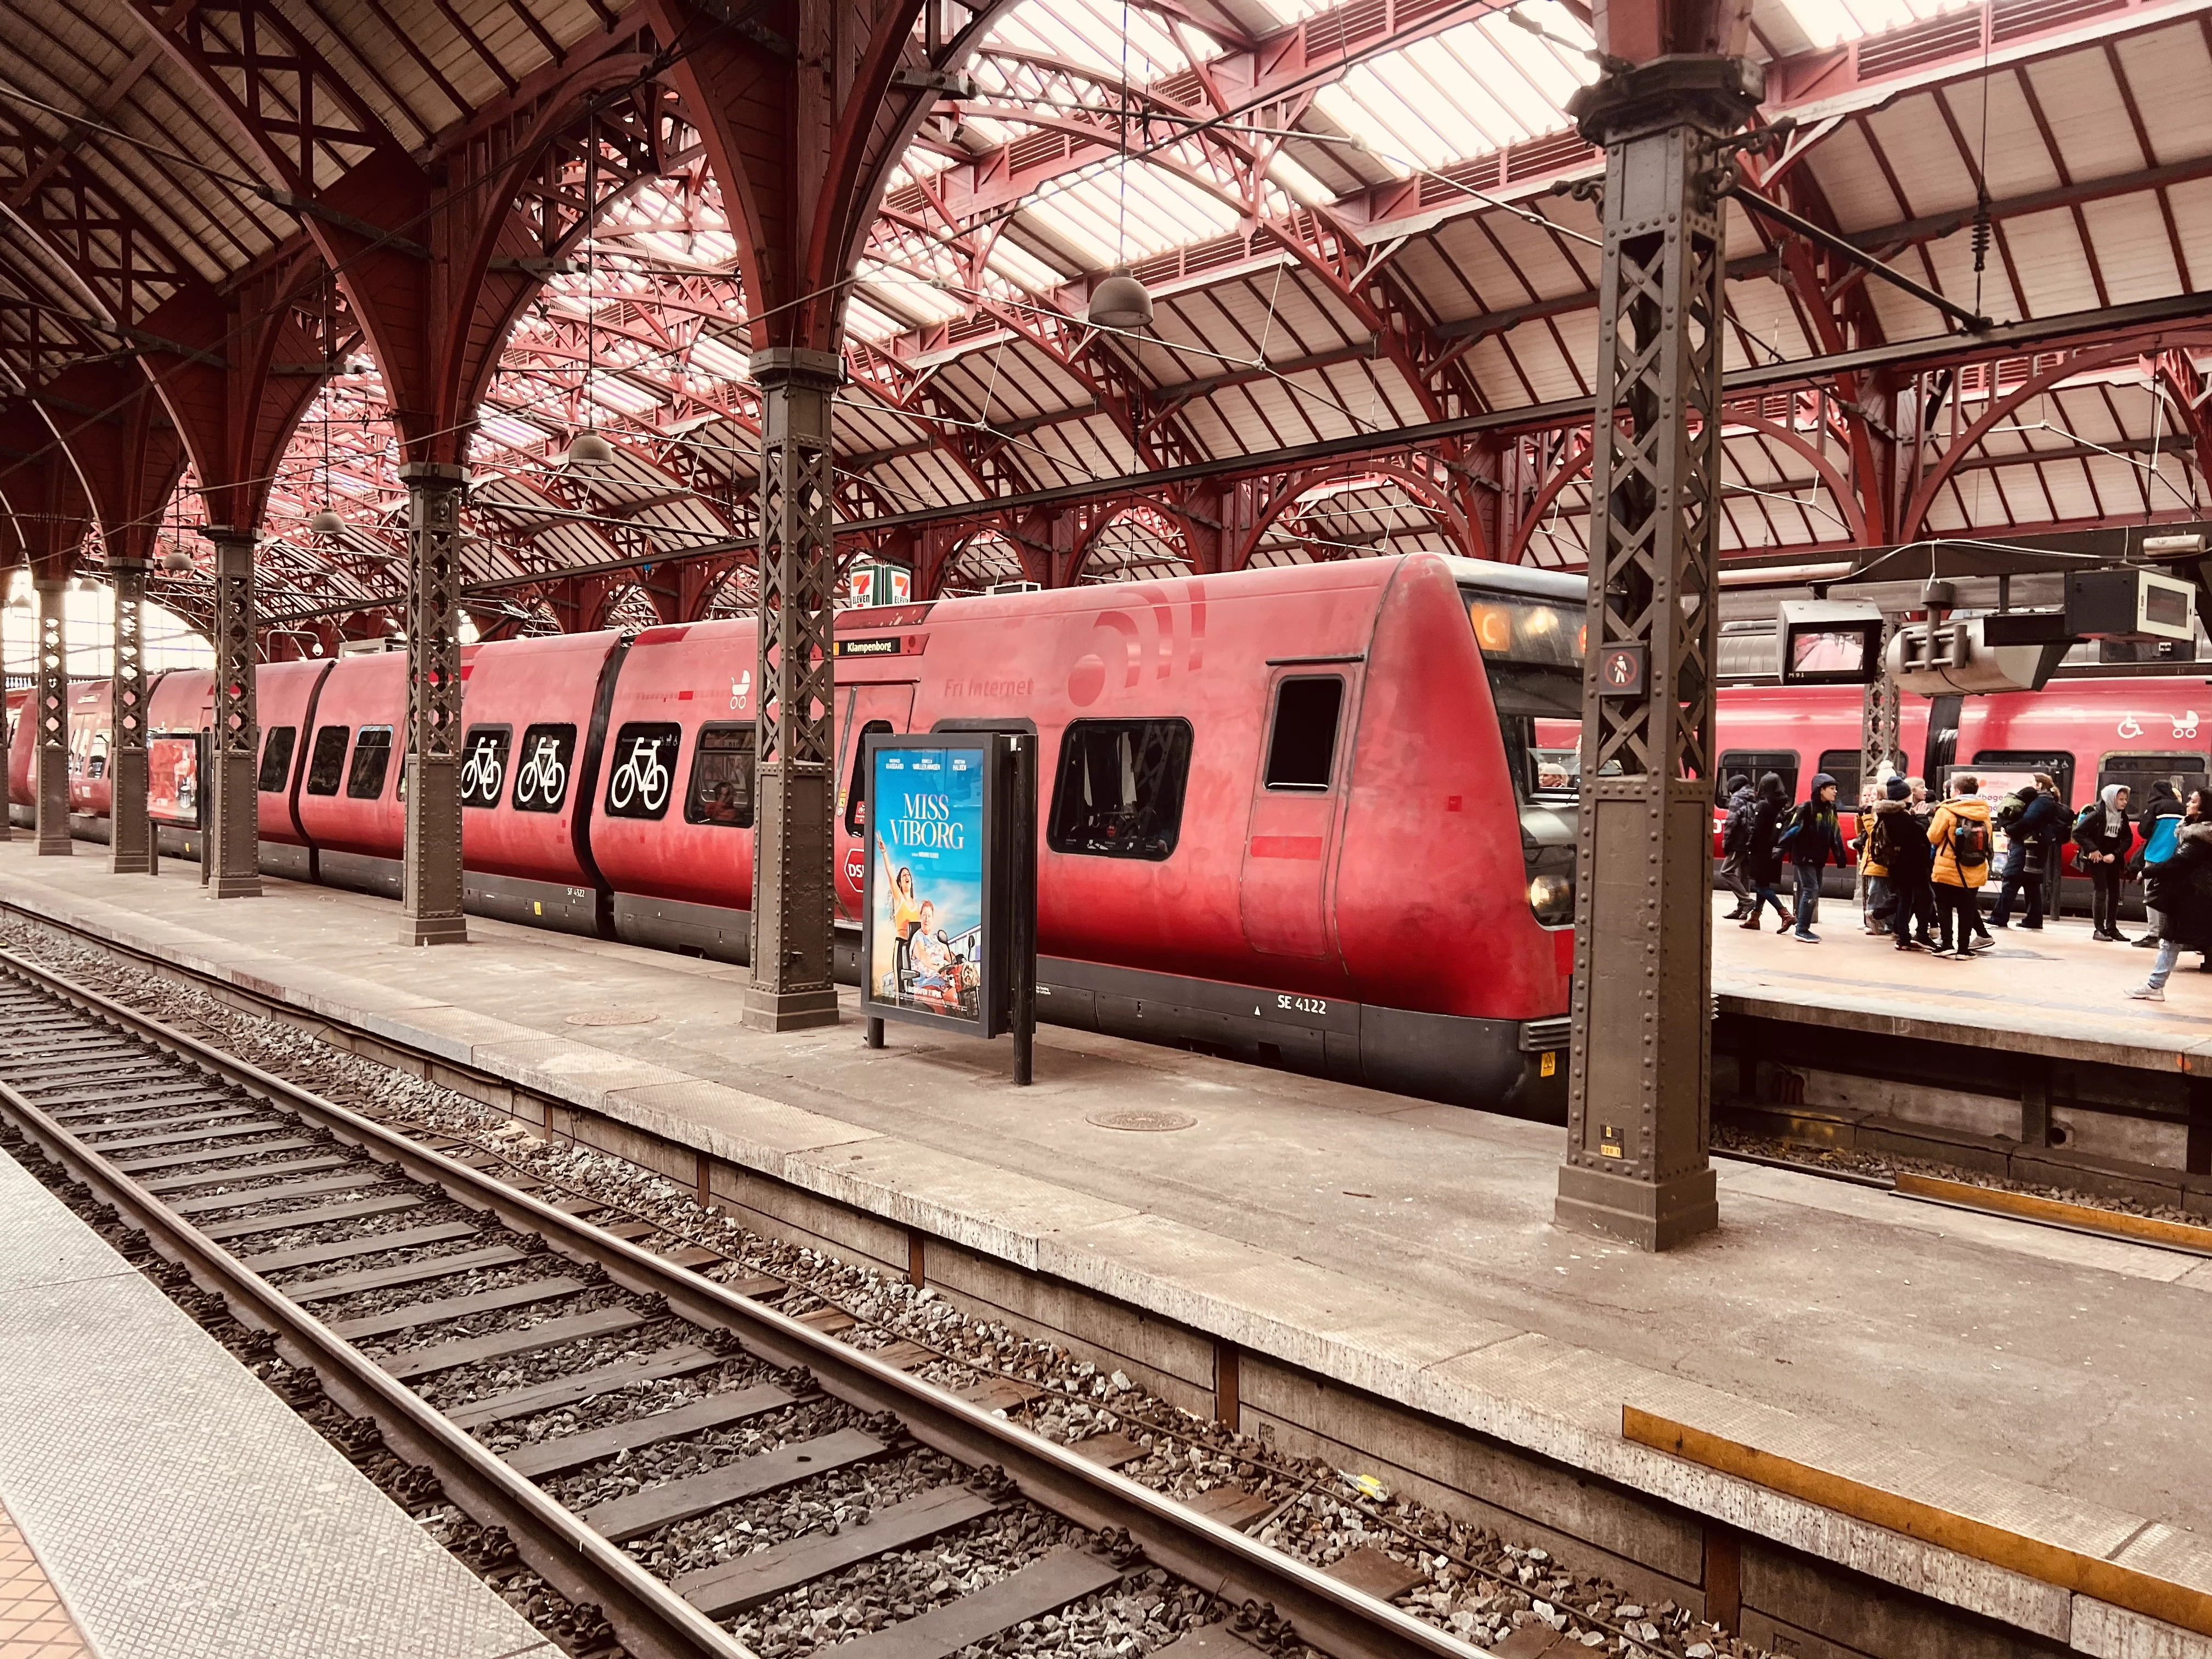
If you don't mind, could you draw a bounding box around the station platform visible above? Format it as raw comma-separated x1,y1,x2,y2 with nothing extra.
5,843,2212,1656
0,1113,548,1659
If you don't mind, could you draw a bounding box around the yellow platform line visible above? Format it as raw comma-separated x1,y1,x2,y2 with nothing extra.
1622,1407,2212,1637
1892,1170,2212,1253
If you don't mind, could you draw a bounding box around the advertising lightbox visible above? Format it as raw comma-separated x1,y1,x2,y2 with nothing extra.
862,735,995,1035
148,731,204,828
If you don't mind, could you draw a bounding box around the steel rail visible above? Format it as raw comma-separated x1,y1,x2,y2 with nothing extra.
0,1078,752,1659
0,945,1483,1659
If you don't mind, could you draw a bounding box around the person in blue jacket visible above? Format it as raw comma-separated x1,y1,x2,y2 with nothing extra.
1783,772,1846,943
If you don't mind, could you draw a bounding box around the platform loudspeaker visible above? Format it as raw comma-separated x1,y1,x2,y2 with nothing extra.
1887,617,2069,696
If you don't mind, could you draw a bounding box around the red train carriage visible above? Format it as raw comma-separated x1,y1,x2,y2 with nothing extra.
9,555,1583,1116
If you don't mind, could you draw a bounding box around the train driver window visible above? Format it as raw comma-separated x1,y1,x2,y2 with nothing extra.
604,721,681,819
510,724,577,812
1263,678,1344,791
1047,718,1193,860
257,726,297,793
1717,750,1797,804
686,724,755,828
86,732,109,780
304,725,351,795
1816,749,1861,805
458,725,511,810
845,720,893,833
346,726,393,799
1973,750,2074,804
2097,753,2203,809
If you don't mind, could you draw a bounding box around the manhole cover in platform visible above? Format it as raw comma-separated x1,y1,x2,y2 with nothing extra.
564,1009,661,1027
1087,1108,1197,1132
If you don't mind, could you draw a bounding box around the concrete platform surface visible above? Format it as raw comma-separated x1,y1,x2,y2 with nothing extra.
0,1127,549,1659
7,847,2212,1651
1713,887,2212,1071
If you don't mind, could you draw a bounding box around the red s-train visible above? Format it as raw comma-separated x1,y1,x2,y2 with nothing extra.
10,555,1586,1115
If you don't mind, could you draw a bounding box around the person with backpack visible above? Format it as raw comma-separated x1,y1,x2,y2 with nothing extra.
1871,776,1938,950
1990,774,2069,931
1781,772,1845,942
1719,772,1755,920
2073,783,2136,941
2128,790,2212,1000
2128,778,2185,947
1737,772,1792,931
1927,774,1995,958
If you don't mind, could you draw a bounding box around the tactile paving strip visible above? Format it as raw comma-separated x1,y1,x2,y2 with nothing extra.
0,1499,89,1659
0,1148,551,1659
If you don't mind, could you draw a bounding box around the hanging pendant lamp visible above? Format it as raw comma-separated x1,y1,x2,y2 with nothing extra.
1088,267,1153,330
1087,0,1152,335
309,507,346,536
568,138,615,470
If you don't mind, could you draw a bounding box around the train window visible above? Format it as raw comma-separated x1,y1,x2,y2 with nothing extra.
304,725,350,795
604,721,680,820
686,724,755,828
1816,749,1861,806
1973,750,2074,804
510,724,577,813
257,726,296,793
845,720,892,833
1263,678,1343,791
1717,750,1797,805
458,725,511,810
346,726,393,799
2096,753,2204,810
1048,718,1193,861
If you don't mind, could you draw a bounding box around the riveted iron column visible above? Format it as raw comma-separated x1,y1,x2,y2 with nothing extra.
1556,57,1763,1252
399,460,467,946
1860,617,1903,784
109,558,155,874
33,577,70,856
205,527,262,896
744,347,843,1031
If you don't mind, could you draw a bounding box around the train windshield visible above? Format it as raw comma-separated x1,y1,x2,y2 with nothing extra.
1463,588,1584,801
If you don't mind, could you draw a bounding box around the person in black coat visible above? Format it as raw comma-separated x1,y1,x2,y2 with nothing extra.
2073,783,2136,941
2129,792,2212,999
1990,775,2068,931
1719,773,1755,919
1784,771,1846,942
2128,778,2186,947
1737,772,1792,931
1871,775,1939,951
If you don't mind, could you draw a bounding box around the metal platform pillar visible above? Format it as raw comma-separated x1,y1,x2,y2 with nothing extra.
1555,56,1763,1252
109,558,155,875
398,461,467,947
743,347,842,1031
32,577,70,856
205,527,262,898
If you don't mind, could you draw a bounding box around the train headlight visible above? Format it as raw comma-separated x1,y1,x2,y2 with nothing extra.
1527,872,1574,926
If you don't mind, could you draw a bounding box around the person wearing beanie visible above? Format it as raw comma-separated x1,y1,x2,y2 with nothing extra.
1990,772,2068,931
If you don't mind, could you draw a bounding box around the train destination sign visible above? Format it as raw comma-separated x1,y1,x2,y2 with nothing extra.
860,729,1038,1081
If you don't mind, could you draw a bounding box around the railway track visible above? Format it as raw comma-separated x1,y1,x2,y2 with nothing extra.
0,945,1475,1659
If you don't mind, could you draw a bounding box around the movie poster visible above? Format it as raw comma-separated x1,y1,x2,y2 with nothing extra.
148,733,201,827
866,742,986,1026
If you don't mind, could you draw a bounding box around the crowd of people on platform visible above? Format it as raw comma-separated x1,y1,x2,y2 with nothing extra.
1716,765,2212,1000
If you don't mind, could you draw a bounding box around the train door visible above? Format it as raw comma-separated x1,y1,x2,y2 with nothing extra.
1240,668,1357,960
834,682,916,922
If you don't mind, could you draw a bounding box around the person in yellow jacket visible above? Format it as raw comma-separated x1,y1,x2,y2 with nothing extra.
1927,775,1996,960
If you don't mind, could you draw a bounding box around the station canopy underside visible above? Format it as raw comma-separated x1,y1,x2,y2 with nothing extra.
7,0,2212,644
